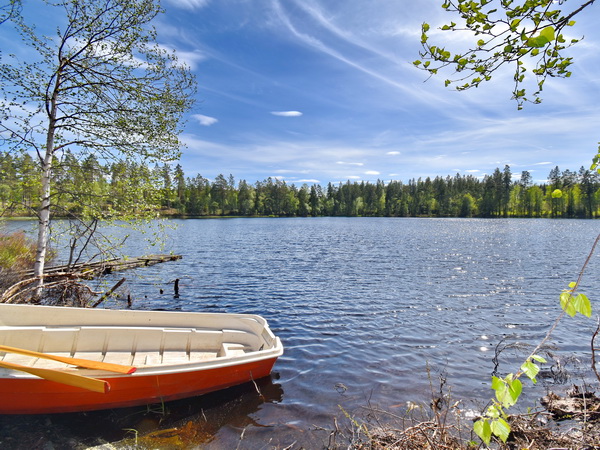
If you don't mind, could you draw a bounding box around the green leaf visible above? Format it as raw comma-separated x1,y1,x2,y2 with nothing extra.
573,293,592,317
527,36,549,48
531,354,547,364
413,60,422,66
477,39,485,47
568,281,577,288
492,375,521,408
491,417,511,442
521,360,540,383
527,27,556,49
540,26,555,42
486,404,501,419
560,292,577,317
491,375,503,391
508,378,522,405
474,419,492,445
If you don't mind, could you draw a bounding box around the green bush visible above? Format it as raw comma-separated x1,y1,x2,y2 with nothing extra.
0,231,37,271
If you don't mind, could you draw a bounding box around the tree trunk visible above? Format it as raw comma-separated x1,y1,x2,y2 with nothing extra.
33,145,54,292
33,58,62,293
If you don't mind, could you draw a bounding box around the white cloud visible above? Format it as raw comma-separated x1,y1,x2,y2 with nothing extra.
192,114,218,126
386,151,400,155
173,49,207,70
336,161,363,166
269,0,436,103
271,111,303,117
365,170,380,175
164,0,210,11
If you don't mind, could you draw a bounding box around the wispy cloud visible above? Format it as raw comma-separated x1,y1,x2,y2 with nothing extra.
172,49,207,70
192,114,218,126
164,0,210,11
271,111,303,117
337,161,364,166
270,0,421,99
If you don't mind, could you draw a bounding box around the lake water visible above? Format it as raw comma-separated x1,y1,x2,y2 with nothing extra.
2,217,600,448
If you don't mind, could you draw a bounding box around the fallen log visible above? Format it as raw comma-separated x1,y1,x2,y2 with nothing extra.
21,255,182,279
3,255,182,306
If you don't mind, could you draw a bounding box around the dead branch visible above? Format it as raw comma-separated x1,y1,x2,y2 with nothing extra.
592,317,600,384
91,277,126,308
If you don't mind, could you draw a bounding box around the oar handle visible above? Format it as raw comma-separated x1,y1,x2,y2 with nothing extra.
0,360,110,393
0,344,136,374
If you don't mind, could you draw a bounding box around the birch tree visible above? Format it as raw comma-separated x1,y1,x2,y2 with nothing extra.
414,0,595,108
0,0,20,25
0,0,196,286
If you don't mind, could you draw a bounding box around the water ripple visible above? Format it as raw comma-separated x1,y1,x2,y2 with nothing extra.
75,217,600,444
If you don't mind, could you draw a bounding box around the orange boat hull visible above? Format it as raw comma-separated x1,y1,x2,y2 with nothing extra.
0,357,277,414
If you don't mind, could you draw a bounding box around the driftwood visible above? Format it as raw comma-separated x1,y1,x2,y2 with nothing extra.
2,255,182,306
20,254,182,279
541,386,600,421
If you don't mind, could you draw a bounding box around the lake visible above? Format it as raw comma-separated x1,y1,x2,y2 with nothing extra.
2,217,600,448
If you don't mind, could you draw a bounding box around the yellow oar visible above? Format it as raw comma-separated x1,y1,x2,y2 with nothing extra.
0,360,110,393
0,344,136,374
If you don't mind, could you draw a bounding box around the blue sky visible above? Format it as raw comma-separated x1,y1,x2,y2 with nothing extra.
5,0,600,185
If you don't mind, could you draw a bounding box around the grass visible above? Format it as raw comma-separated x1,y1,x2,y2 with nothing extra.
0,230,37,271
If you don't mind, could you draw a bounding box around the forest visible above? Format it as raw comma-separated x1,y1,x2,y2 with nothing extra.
1,150,599,219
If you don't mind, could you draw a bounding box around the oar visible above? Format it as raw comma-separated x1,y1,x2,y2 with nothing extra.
0,360,110,393
0,344,136,374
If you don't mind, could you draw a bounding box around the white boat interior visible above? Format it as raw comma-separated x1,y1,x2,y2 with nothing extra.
0,304,282,374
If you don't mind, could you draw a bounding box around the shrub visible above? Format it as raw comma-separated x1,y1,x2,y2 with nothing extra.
0,231,37,271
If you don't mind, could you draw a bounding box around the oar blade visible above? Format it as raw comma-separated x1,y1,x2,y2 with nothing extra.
62,356,136,374
0,344,136,374
0,360,110,394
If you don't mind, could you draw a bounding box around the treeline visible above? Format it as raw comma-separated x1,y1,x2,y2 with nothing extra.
1,151,600,218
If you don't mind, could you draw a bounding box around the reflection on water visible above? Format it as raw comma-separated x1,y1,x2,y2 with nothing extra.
2,217,600,448
0,375,284,449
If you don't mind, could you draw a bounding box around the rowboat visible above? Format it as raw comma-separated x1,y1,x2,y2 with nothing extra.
0,303,283,414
